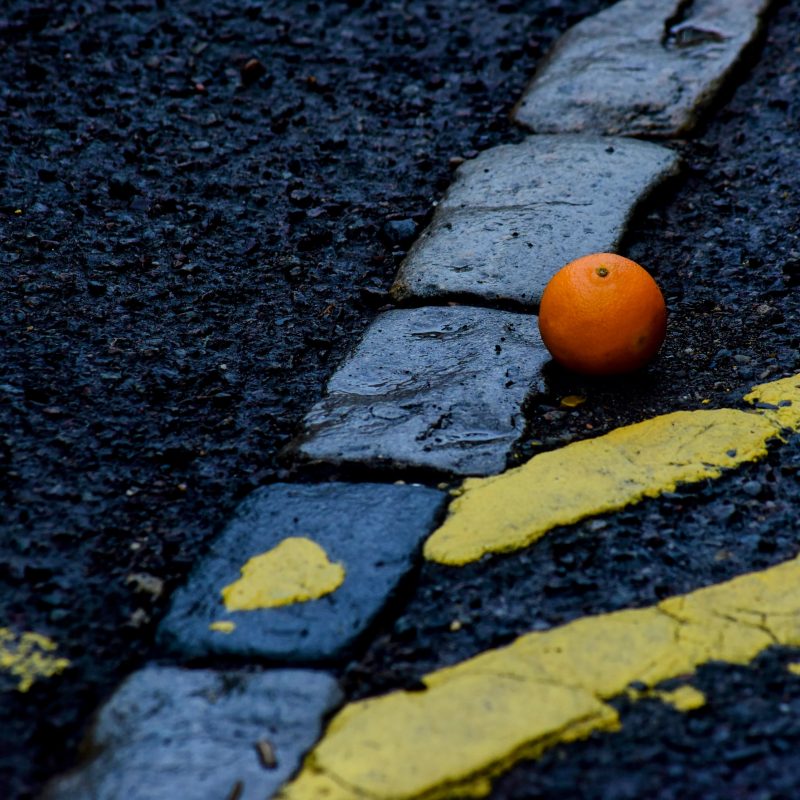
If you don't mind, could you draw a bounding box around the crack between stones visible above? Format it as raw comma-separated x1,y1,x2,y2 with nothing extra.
661,0,696,48
440,200,594,215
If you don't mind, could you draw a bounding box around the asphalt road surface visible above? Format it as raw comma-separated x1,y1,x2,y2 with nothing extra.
2,0,800,798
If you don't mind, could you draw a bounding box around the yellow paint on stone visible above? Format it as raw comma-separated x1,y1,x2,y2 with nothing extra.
221,536,345,611
209,621,236,634
0,628,70,692
424,373,800,566
279,555,800,800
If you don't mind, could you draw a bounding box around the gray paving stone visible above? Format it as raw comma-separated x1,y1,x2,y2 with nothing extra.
41,666,341,800
294,305,548,475
157,482,447,661
513,0,773,137
390,137,679,307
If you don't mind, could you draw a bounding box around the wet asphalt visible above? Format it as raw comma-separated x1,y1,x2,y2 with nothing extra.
2,0,800,797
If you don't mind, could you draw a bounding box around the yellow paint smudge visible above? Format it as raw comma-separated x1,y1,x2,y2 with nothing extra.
0,628,70,693
279,555,800,800
560,394,586,409
657,686,706,712
221,536,345,611
626,684,706,712
787,662,800,677
209,621,236,634
744,373,800,430
424,373,800,566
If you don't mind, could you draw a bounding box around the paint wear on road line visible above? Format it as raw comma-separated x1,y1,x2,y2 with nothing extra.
279,553,800,800
424,374,800,566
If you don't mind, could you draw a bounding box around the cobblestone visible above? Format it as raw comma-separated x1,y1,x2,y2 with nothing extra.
513,0,775,136
295,306,549,476
391,137,678,307
158,483,446,661
42,667,341,800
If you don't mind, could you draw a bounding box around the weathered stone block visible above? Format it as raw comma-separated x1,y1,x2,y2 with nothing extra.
513,0,774,137
391,137,678,307
158,482,447,661
42,667,341,800
295,306,549,476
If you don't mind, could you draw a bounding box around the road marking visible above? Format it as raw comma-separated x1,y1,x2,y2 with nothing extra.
279,554,800,800
0,628,70,692
424,373,800,565
221,537,345,611
744,373,800,429
626,684,706,712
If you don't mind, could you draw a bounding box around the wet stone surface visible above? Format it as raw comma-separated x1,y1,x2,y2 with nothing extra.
294,306,549,476
390,137,679,307
514,0,774,137
3,0,800,794
158,483,447,662
42,666,341,800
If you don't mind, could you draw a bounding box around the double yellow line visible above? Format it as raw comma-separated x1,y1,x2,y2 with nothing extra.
279,373,800,800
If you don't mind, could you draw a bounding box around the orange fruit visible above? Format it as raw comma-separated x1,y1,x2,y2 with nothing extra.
538,253,667,376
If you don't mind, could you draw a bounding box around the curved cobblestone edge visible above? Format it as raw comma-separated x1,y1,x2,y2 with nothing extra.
40,1,781,798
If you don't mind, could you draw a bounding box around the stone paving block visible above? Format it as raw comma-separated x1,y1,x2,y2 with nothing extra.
294,306,549,476
42,666,341,800
513,0,774,137
158,482,447,661
390,137,679,307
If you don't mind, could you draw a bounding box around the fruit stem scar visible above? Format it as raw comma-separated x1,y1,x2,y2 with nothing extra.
596,267,609,277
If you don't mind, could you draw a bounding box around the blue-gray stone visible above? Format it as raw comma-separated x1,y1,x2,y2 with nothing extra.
390,137,679,308
513,0,774,137
157,482,447,661
41,666,341,800
294,305,549,476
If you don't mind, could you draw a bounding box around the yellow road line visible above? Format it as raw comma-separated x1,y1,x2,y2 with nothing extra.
279,554,800,800
424,373,800,566
0,628,70,692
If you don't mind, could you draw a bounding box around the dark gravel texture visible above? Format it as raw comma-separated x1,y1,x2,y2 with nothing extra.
0,0,613,796
2,0,799,798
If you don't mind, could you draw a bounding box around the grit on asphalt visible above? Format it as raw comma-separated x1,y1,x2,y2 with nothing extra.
1,0,799,798
1,1,612,794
